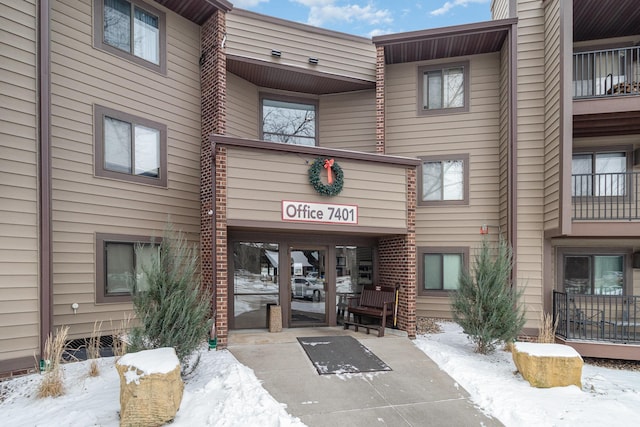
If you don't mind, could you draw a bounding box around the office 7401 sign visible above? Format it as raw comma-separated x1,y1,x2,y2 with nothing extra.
282,201,358,225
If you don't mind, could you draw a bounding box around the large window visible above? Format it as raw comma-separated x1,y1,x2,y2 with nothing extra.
562,253,626,295
96,233,159,303
418,247,468,295
94,105,167,187
418,62,468,115
419,154,469,206
261,95,317,146
572,151,627,196
94,0,166,73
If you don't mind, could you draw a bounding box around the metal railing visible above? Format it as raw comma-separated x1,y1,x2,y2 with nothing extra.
572,172,640,220
553,291,639,343
573,46,640,98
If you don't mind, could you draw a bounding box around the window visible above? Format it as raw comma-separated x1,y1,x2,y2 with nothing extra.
418,62,469,115
96,233,159,303
418,154,469,206
261,95,317,146
94,105,167,187
572,151,628,197
94,0,166,73
417,247,468,295
562,253,626,295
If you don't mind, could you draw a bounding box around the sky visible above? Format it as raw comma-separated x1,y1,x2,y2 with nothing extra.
2,322,639,426
231,0,494,38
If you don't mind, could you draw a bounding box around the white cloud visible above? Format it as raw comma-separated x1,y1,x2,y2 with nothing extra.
232,0,269,8
368,27,394,38
292,0,392,28
431,0,489,16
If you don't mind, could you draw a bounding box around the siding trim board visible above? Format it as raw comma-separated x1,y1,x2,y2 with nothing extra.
227,219,407,235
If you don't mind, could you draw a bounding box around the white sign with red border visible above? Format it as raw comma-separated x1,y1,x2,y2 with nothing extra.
282,200,358,225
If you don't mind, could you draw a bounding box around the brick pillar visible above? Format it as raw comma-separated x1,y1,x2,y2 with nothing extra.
200,10,228,347
375,45,385,154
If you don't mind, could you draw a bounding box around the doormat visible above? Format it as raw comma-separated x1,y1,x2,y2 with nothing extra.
297,336,392,375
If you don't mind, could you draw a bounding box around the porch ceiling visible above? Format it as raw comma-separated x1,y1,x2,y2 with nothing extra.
574,0,640,42
226,55,376,95
573,110,640,138
373,18,516,65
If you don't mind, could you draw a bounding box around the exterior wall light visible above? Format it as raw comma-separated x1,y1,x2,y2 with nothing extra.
308,57,319,64
271,49,281,57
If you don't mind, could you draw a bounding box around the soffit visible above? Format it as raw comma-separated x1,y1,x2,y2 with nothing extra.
373,18,516,65
573,0,640,42
226,55,376,95
573,111,640,138
154,0,232,25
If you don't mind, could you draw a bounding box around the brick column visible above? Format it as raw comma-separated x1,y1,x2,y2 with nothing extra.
375,45,385,154
200,10,228,347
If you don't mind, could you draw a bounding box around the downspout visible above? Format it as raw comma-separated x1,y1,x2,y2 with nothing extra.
509,22,518,283
38,0,52,355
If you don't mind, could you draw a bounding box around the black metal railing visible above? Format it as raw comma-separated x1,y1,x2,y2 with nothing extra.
572,172,640,220
553,291,639,343
573,46,640,98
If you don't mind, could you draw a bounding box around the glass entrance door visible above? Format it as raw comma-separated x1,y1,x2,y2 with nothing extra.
290,247,327,326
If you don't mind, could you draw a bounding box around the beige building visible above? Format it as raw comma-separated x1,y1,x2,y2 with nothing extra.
1,0,639,376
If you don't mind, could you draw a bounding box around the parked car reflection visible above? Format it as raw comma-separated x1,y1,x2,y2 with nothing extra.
291,277,324,301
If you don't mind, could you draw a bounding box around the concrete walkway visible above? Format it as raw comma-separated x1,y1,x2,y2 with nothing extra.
228,327,503,427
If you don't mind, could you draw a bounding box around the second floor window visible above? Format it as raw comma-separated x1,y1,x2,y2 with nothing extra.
419,154,469,205
262,97,317,146
572,151,627,196
419,62,468,115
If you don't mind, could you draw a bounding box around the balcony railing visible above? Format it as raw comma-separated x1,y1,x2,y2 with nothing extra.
573,46,640,99
572,172,640,220
553,291,639,344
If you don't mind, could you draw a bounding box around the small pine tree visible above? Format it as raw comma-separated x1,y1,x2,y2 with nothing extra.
451,236,526,354
128,223,212,373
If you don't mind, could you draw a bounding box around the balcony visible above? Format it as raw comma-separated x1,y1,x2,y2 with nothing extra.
553,291,639,344
572,172,640,220
573,46,640,99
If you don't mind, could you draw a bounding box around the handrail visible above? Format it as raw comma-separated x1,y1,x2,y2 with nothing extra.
573,46,640,99
572,171,640,220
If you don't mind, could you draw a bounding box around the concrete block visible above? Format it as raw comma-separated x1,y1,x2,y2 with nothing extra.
512,342,583,388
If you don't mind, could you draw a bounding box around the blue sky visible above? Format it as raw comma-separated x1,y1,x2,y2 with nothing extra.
231,0,493,38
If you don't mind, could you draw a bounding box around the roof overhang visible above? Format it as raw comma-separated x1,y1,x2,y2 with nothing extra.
573,0,640,42
373,18,517,65
154,0,232,25
226,55,375,95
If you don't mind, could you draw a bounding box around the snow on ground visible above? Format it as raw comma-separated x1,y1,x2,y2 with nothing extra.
1,322,639,426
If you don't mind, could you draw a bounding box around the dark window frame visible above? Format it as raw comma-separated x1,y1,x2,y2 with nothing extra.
93,0,167,74
556,247,632,296
259,93,319,146
417,246,469,296
418,153,470,206
417,61,470,116
95,233,160,303
571,145,632,198
94,104,168,187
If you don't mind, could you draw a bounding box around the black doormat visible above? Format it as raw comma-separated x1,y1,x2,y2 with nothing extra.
297,336,392,375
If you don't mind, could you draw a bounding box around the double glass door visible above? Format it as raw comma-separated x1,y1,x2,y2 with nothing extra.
290,247,327,326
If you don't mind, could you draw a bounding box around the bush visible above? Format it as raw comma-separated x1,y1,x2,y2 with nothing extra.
128,223,212,373
451,236,526,354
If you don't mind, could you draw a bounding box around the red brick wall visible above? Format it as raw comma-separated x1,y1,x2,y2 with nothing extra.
200,10,228,347
376,46,385,154
378,168,416,338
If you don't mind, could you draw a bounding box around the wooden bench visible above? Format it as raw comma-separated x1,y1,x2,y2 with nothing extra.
344,286,396,337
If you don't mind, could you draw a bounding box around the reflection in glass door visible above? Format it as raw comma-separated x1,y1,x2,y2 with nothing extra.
290,247,326,326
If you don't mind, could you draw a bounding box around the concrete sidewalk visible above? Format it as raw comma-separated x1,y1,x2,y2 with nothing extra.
228,327,503,427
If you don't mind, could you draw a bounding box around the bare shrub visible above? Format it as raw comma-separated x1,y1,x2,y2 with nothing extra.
37,326,69,398
110,314,132,360
537,311,557,344
87,321,103,377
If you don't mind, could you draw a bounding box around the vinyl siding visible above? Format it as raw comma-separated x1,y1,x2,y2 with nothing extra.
227,72,259,139
491,0,511,20
543,0,561,231
226,10,376,84
226,147,407,230
319,90,376,153
49,0,201,339
384,53,502,317
516,0,546,325
0,0,40,364
498,39,510,233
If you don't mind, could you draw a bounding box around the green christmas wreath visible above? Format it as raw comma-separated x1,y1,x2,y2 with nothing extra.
308,157,344,197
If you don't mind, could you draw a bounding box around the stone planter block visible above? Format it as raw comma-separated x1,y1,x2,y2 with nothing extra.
512,342,583,388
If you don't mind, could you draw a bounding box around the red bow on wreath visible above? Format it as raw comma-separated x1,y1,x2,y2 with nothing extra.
324,158,335,184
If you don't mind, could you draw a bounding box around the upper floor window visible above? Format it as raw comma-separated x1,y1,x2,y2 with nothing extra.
418,62,469,115
94,105,167,187
261,95,317,146
418,154,469,206
94,0,166,74
572,151,627,197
